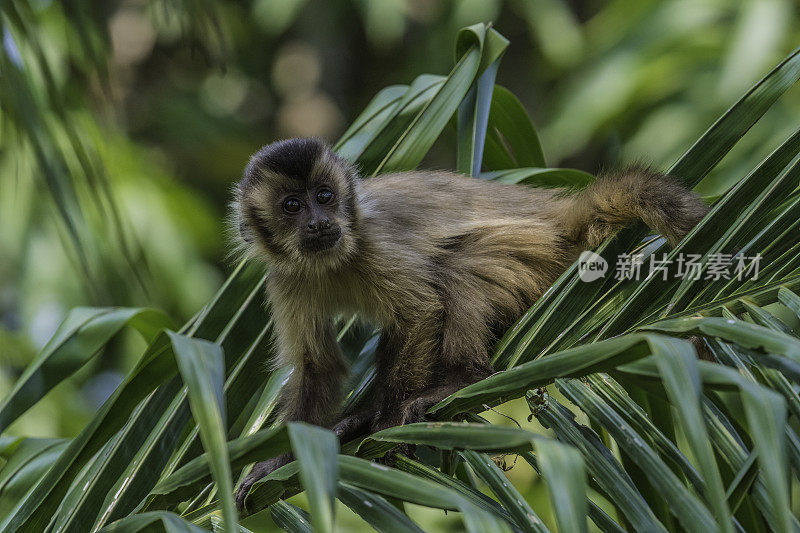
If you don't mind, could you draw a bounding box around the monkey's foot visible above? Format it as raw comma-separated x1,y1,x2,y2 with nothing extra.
332,409,376,442
373,395,438,432
235,453,292,514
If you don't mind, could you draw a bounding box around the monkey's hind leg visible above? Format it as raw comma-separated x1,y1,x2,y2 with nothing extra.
373,366,493,431
370,367,492,466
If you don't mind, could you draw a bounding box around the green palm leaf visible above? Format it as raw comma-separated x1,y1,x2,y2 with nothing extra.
0,307,173,433
287,424,339,533
3,18,800,533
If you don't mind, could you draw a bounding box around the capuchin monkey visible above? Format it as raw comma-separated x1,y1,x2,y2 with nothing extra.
231,137,708,510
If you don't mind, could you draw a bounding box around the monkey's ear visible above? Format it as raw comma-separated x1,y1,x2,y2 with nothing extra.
239,221,254,243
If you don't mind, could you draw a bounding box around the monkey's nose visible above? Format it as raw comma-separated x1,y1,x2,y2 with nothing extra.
307,219,331,232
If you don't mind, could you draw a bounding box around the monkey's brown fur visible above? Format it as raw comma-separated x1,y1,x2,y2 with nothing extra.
232,137,709,510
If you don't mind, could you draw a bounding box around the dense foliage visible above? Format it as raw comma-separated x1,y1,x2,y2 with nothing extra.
2,2,800,532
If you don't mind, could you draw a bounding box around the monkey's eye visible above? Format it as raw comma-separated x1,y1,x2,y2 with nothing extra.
316,188,334,204
283,197,301,213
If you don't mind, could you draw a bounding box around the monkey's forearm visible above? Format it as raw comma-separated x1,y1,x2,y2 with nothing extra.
236,330,346,513
276,356,346,426
268,298,347,425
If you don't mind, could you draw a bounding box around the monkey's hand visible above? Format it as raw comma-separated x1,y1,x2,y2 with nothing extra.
372,395,437,432
235,453,292,514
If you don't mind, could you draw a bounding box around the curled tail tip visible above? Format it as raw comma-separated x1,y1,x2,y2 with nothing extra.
569,166,709,248
663,192,710,246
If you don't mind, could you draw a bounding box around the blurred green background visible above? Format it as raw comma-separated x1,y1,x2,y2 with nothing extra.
1,0,799,529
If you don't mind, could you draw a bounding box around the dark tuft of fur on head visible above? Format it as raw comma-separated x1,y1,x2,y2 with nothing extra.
243,138,326,186
232,138,362,271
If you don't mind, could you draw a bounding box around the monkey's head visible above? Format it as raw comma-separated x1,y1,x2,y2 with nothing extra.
233,138,360,270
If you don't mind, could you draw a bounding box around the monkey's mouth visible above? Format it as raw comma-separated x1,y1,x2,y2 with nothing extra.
302,229,342,253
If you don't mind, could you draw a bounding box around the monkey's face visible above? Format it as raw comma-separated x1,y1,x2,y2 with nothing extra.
235,138,359,269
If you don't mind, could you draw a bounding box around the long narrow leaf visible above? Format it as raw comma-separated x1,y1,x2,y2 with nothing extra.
533,439,588,533
0,307,172,432
288,423,339,533
338,483,425,533
171,332,237,533
461,450,547,533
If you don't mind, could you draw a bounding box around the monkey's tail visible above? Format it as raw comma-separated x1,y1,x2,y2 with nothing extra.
560,166,710,248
